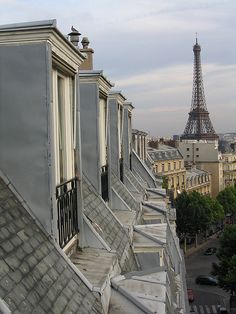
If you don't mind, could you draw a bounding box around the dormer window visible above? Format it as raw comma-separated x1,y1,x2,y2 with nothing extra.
53,69,75,184
52,68,78,248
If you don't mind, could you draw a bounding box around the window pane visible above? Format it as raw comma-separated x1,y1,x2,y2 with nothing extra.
57,76,66,183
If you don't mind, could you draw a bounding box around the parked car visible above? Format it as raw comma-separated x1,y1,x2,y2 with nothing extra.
186,237,195,245
218,307,228,314
187,288,194,302
230,295,236,313
204,247,217,255
195,275,218,286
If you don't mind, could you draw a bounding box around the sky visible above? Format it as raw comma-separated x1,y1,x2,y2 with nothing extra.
0,0,235,137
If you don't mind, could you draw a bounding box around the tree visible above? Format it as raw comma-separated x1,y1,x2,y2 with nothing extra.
175,191,215,251
217,187,236,215
175,191,214,234
175,191,194,237
175,191,225,253
212,225,236,293
162,176,168,190
205,196,225,224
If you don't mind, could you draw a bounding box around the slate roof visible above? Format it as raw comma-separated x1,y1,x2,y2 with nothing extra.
70,248,120,290
110,172,140,212
111,268,167,313
0,176,103,314
82,178,137,273
131,150,157,188
134,224,167,246
123,168,146,195
186,168,209,179
109,289,145,314
147,145,183,162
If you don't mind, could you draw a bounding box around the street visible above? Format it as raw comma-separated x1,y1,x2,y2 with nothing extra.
185,237,230,313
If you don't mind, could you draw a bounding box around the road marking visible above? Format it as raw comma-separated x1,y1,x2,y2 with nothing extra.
191,304,222,314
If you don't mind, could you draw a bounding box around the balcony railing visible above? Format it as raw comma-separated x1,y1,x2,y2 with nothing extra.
56,177,79,248
119,158,124,182
130,153,132,170
101,165,109,202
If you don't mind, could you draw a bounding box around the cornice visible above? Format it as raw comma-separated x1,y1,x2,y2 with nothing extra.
108,90,126,105
132,129,148,136
79,70,113,96
124,101,135,111
0,20,85,71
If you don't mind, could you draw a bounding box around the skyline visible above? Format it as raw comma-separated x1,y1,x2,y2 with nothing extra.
0,0,235,137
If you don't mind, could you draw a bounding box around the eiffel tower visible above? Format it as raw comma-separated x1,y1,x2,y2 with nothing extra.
181,37,218,141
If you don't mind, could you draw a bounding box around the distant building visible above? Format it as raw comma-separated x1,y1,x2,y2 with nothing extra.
179,141,223,198
147,142,212,197
222,153,236,188
132,129,148,162
147,145,186,198
173,134,180,141
185,167,211,195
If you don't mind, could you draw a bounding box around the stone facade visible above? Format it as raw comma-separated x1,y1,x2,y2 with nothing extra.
222,153,236,188
185,168,211,195
147,145,186,198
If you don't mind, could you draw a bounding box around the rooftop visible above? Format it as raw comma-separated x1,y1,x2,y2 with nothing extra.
186,167,210,179
147,145,183,162
0,174,102,313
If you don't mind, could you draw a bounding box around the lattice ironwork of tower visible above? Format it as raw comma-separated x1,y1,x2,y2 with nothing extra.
181,38,218,141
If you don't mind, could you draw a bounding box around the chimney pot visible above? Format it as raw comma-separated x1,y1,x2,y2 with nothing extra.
79,36,94,70
81,37,90,49
68,26,81,47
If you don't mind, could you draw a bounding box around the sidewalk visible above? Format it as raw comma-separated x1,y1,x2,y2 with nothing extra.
184,233,219,257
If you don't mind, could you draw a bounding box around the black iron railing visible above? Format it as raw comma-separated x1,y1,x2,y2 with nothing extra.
101,165,109,202
56,177,79,248
119,158,124,182
129,153,132,170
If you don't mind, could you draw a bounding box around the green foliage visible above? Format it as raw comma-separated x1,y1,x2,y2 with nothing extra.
175,191,191,236
162,176,168,190
175,191,225,237
205,196,225,223
217,186,236,215
218,225,236,258
212,225,236,293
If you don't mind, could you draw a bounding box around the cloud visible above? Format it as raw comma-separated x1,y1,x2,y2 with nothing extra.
0,0,235,136
115,64,191,88
0,0,16,3
136,105,187,114
111,62,236,136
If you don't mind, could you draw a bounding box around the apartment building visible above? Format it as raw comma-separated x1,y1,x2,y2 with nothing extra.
222,153,236,188
0,20,188,314
147,145,186,199
185,168,212,195
179,140,223,198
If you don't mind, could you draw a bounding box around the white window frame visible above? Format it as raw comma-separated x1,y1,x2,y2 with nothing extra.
52,68,76,184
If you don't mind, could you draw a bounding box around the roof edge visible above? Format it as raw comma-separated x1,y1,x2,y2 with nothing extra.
0,19,57,31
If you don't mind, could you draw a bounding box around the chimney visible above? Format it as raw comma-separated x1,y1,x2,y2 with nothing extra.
148,139,159,149
68,26,81,47
80,37,94,70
